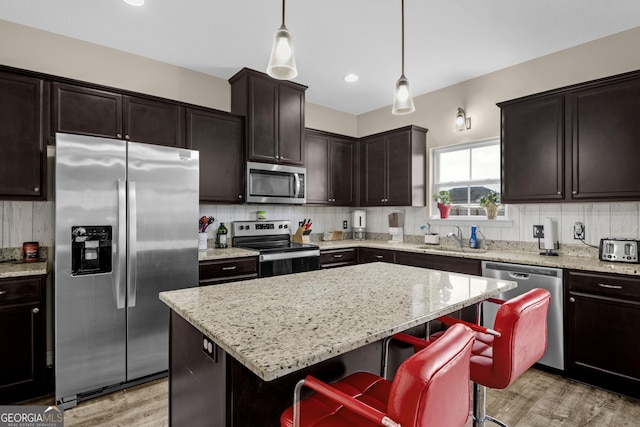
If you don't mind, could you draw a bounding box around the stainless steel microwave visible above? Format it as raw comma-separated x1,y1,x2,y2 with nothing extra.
246,161,306,204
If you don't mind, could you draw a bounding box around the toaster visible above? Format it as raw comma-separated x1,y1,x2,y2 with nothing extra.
599,238,640,263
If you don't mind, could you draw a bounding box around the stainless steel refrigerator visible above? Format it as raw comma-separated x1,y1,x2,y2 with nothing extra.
54,133,199,408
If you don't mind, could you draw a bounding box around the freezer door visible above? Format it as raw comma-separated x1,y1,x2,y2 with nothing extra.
126,142,199,379
54,133,127,401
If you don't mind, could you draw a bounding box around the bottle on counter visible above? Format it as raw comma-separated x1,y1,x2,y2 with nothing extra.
216,222,228,248
469,225,479,249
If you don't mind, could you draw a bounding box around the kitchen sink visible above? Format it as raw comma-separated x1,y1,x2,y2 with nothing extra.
417,246,488,254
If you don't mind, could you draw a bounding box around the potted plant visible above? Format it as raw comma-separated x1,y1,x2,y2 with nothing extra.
479,191,501,220
433,190,452,219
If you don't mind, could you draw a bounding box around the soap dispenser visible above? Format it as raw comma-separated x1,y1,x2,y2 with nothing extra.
469,225,479,249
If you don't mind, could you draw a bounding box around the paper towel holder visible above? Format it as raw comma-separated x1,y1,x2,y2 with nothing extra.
536,217,560,256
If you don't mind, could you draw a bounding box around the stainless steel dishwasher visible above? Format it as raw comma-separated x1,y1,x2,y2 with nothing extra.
481,261,564,371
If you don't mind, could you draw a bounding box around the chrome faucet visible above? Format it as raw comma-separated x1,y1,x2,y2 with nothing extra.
447,226,464,249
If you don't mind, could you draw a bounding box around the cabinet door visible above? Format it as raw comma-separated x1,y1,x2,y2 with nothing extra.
305,132,330,204
569,79,640,200
500,95,564,203
52,82,123,140
331,138,356,206
186,108,244,203
357,248,396,264
278,85,305,165
247,76,278,163
124,96,184,147
360,136,387,206
386,130,412,206
0,72,46,200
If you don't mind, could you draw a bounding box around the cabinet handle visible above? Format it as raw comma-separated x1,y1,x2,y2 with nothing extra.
0,290,6,295
333,254,343,259
569,297,575,303
125,134,130,140
557,191,561,195
33,308,40,314
117,133,122,138
572,190,577,195
375,255,384,259
222,266,237,271
598,283,622,290
238,194,243,199
34,187,40,192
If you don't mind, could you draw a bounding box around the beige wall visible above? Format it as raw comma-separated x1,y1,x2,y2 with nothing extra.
0,19,357,134
357,26,640,147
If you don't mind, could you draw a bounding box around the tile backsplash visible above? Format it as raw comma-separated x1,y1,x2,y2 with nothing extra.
2,200,638,251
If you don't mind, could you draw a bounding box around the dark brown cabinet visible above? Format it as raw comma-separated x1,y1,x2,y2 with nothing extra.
0,275,47,403
360,125,427,206
565,270,640,399
305,130,356,206
500,95,564,203
357,248,396,264
320,248,357,269
395,252,481,275
52,82,185,147
499,69,640,203
230,68,307,165
199,257,258,286
0,72,47,200
186,108,244,203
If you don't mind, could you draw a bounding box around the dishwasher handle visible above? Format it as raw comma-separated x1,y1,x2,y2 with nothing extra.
508,272,530,280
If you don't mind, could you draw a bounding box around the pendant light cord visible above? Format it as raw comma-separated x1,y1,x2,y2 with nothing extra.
401,0,405,76
282,0,286,26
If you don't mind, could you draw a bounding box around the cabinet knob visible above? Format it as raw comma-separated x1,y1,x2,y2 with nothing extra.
572,190,577,195
33,307,40,314
569,297,575,303
238,194,243,199
557,191,561,195
117,133,122,138
34,187,40,192
125,135,130,140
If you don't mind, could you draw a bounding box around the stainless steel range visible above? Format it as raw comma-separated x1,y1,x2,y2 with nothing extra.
232,220,320,277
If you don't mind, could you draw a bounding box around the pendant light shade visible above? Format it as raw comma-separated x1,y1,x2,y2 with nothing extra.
392,0,415,115
267,0,297,80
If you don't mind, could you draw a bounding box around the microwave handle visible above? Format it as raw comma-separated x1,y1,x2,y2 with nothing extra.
294,173,301,198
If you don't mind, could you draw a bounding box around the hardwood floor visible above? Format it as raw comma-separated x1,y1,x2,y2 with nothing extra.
26,369,639,426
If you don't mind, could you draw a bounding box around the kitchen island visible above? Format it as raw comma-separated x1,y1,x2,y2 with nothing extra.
160,262,516,427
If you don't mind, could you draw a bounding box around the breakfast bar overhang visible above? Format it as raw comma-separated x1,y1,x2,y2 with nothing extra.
160,262,516,427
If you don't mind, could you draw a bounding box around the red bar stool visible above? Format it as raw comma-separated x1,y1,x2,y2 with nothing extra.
280,323,475,427
403,288,551,427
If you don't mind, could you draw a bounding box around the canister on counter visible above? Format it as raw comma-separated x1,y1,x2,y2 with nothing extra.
23,241,39,262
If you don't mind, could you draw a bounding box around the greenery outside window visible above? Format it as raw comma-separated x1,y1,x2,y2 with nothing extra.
432,138,504,218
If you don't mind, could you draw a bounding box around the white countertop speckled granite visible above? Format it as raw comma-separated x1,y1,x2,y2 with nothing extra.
160,262,516,381
0,260,48,278
198,247,258,261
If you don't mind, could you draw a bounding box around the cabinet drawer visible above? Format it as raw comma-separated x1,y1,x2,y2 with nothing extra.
320,248,356,268
0,277,43,306
199,257,258,285
357,248,396,264
567,270,640,300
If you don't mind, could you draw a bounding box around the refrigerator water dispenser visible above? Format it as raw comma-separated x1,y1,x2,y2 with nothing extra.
71,226,112,275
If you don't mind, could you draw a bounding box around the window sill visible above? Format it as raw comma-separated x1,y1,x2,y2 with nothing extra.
428,217,514,227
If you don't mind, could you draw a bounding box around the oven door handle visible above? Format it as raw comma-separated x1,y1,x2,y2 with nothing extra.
260,250,320,262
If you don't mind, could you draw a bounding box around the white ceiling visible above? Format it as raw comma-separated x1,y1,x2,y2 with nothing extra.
2,0,640,115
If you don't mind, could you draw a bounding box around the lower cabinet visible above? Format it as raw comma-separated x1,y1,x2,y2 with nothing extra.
0,275,47,403
199,257,258,286
320,248,357,269
565,270,640,398
357,247,396,264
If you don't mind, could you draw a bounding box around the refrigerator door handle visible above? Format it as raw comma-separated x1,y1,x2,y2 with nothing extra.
128,181,138,308
116,180,127,309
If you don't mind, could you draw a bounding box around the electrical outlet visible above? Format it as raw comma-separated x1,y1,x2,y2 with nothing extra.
343,220,348,229
574,222,585,240
533,225,544,239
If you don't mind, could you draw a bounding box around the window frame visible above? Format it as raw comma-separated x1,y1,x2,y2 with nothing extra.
431,138,505,219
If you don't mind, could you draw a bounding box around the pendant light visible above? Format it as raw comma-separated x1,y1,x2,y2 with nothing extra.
267,0,298,80
392,0,415,115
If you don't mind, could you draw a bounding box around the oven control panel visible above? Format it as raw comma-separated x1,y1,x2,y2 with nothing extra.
233,220,291,237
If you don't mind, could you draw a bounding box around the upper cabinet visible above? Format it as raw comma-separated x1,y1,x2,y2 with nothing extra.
305,129,356,206
186,108,244,203
51,82,185,147
499,69,640,203
360,125,427,207
229,68,307,166
0,71,47,200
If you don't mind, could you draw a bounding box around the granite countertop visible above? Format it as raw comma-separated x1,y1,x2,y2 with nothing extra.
316,240,640,276
160,262,516,381
0,260,48,278
198,247,259,261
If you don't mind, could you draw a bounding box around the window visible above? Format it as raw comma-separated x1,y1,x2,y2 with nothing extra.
432,138,503,217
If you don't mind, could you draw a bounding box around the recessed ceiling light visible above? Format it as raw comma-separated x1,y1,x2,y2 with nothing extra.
123,0,144,6
344,74,359,83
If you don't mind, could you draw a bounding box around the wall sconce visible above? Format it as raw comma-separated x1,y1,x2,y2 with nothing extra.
456,107,471,131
